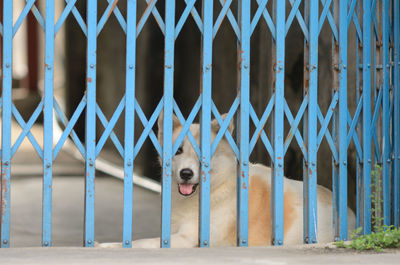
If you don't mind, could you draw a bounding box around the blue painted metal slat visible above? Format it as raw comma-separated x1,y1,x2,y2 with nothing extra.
304,0,318,244
43,0,56,246
122,0,137,248
84,0,98,247
199,0,213,248
362,0,372,234
335,0,349,240
272,0,285,246
161,0,176,248
1,0,13,249
237,0,250,247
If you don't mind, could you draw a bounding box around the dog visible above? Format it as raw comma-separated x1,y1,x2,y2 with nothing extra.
98,113,355,248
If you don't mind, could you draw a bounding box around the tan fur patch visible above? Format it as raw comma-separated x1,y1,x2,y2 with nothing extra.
226,175,298,246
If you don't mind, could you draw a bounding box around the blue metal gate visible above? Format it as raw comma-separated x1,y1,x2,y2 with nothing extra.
1,0,399,248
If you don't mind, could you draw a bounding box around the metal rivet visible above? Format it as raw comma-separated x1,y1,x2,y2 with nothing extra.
5,63,10,68
47,65,52,70
166,65,172,69
277,240,282,245
166,162,170,167
90,64,94,68
163,240,168,245
44,241,49,246
89,161,93,167
88,240,92,244
387,159,391,163
204,163,209,168
343,161,347,165
367,64,371,68
278,164,282,168
311,162,316,166
334,237,340,242
387,64,390,68
4,161,9,166
343,65,346,69
368,159,371,163
241,239,247,244
46,163,51,169
305,237,309,243
129,64,133,69
3,239,8,245
244,64,248,69
243,161,248,166
206,65,210,70
127,161,132,166
203,240,208,246
125,240,130,245
312,238,317,243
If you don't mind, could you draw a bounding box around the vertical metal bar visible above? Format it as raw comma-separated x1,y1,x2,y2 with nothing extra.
393,0,400,227
84,0,97,247
362,0,372,234
199,0,213,248
161,0,175,248
1,0,12,248
339,0,349,239
304,0,318,244
382,0,391,227
42,0,55,247
237,0,250,247
123,0,137,248
271,0,285,246
356,0,364,230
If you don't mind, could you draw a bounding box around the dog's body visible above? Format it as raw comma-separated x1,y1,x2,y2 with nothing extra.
99,114,355,248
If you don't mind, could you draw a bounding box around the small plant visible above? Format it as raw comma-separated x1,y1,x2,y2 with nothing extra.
371,164,383,232
334,225,400,251
334,164,400,252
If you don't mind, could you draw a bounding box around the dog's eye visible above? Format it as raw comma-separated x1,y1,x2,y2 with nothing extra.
176,146,183,155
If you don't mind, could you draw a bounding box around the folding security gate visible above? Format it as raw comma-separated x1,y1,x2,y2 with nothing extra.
1,0,399,248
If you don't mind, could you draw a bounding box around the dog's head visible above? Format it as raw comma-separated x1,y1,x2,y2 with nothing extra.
157,112,235,197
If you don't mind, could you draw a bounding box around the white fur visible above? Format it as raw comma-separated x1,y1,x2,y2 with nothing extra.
97,115,355,248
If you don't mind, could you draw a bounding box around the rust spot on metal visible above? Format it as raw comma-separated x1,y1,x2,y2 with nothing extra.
1,178,8,214
108,0,120,18
242,171,245,178
277,156,282,160
242,182,247,190
309,169,312,175
87,77,92,83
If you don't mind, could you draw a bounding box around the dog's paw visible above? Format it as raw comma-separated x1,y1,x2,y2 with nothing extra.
95,242,123,248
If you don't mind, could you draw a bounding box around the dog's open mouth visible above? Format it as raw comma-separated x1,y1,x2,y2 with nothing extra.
178,183,198,196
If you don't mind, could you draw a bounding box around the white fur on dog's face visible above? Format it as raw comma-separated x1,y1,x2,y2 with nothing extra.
158,113,235,197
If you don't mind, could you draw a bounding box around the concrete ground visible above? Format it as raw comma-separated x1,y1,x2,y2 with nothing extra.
1,123,400,264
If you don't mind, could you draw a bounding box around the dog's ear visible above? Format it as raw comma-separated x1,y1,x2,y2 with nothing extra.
157,110,180,145
211,113,234,135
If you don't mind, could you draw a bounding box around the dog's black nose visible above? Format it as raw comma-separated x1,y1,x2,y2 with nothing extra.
180,168,194,181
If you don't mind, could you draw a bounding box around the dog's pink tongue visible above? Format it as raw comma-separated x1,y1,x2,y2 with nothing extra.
179,184,194,195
